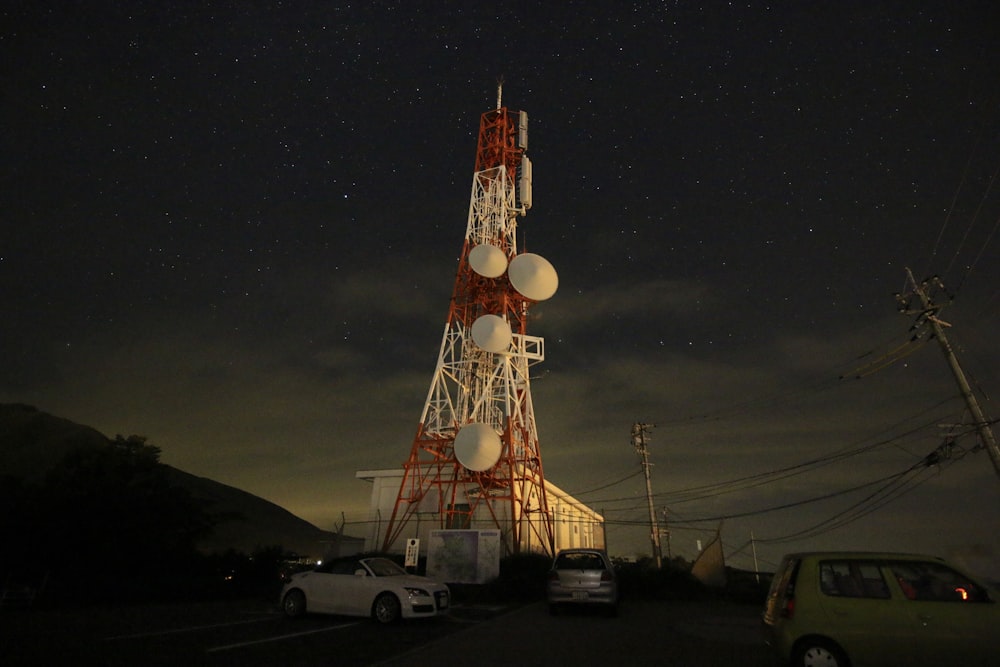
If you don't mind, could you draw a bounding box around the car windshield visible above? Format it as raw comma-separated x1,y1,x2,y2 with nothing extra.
364,557,407,577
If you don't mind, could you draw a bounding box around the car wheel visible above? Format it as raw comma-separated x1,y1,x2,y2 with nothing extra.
282,589,306,618
792,638,850,667
373,592,402,624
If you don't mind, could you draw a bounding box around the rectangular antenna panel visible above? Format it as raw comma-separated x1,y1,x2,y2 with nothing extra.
519,155,532,210
518,111,528,149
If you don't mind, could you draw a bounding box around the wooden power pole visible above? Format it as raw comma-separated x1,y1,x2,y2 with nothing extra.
632,422,662,568
900,269,1000,481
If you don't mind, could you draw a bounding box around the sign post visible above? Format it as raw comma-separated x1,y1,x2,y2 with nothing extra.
404,538,420,569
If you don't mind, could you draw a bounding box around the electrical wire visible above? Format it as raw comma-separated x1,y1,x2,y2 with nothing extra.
338,435,978,552
599,434,973,543
578,394,961,510
663,469,913,526
664,402,959,506
928,112,989,272
567,470,643,496
758,437,975,545
842,337,929,379
956,208,1000,296
758,467,934,544
947,161,1000,292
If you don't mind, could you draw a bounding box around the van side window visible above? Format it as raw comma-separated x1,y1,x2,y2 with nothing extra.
889,561,991,602
819,561,889,599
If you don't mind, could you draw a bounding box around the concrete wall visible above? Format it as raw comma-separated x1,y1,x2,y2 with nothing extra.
355,469,605,556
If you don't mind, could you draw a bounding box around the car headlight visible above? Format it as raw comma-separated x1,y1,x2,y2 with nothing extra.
404,587,430,598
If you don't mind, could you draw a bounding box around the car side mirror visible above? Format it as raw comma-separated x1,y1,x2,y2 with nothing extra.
354,569,367,577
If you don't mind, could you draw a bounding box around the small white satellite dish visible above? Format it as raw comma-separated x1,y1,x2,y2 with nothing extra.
454,422,502,471
508,253,558,301
468,243,508,278
471,314,512,353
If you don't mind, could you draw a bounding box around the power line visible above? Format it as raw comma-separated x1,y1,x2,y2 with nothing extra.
946,160,1000,293
664,469,913,526
929,111,991,273
580,396,961,509
595,430,980,547
568,470,643,496
659,401,962,506
757,450,962,545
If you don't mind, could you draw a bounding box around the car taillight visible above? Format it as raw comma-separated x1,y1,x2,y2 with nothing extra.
547,571,560,582
781,598,795,619
601,571,613,582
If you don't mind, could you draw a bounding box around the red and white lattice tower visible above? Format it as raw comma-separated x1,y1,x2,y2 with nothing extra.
380,87,557,556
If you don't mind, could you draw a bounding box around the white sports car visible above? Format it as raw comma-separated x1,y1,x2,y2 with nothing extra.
280,556,450,624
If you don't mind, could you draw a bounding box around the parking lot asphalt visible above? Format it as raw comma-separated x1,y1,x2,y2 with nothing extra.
374,599,770,667
1,597,769,667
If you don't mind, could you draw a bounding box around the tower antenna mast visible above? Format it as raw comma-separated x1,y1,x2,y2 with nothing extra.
380,90,554,555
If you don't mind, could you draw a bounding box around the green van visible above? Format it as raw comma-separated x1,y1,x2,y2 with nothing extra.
762,552,999,667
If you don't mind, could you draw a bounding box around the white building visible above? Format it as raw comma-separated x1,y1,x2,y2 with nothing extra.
355,469,605,556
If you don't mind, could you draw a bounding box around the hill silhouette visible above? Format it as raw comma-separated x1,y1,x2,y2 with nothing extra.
0,404,340,559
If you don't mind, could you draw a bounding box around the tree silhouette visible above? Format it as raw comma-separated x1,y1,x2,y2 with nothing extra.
11,435,215,600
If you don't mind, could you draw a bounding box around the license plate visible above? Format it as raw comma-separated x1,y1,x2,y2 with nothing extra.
572,591,589,600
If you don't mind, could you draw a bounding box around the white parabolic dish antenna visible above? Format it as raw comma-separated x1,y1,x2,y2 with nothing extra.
471,314,512,353
454,422,503,471
468,243,508,278
508,253,558,301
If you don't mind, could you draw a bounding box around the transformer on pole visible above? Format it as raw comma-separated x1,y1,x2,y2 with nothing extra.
380,86,557,556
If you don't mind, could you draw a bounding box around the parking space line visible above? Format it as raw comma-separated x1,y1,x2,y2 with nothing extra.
105,616,277,640
206,621,363,653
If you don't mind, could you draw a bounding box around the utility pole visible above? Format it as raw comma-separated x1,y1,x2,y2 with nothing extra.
601,508,609,551
899,269,1000,481
632,422,662,568
661,507,672,561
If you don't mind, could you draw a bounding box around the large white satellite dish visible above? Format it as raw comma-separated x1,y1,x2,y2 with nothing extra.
468,243,508,278
454,422,502,471
471,314,512,353
508,253,558,301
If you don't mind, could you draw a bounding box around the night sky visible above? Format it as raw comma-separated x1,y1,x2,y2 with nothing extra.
4,2,999,576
